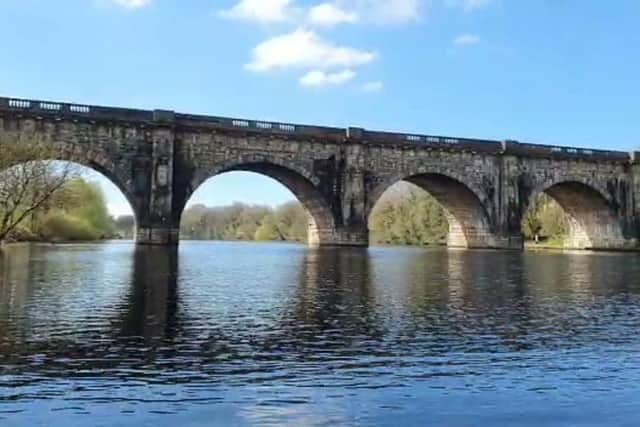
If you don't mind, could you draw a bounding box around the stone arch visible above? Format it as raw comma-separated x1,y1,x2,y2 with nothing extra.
528,179,625,249
63,150,136,210
185,156,337,246
369,170,498,248
0,140,137,217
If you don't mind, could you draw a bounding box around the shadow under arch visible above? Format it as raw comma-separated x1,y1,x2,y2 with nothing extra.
183,160,338,246
530,181,627,249
369,172,500,249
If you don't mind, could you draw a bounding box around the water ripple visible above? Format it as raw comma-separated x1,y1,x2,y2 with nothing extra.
1,243,640,425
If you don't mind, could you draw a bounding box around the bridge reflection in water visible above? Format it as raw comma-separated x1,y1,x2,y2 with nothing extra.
1,242,640,425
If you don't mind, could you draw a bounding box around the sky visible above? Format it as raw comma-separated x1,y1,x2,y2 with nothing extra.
1,0,638,217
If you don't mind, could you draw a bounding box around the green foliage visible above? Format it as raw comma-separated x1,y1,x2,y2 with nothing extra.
274,201,308,242
34,178,114,241
369,183,448,246
370,182,569,247
254,215,281,241
39,214,102,241
181,201,308,243
0,139,78,241
521,194,568,243
1,171,115,242
180,183,570,248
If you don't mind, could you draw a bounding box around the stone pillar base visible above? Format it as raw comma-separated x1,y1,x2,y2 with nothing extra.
448,233,524,250
308,226,369,248
487,233,525,250
136,227,180,246
563,237,639,251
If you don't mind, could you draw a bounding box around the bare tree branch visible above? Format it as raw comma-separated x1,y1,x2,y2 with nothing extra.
0,137,79,242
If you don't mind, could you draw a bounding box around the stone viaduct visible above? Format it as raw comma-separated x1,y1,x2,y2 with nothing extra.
1,96,639,250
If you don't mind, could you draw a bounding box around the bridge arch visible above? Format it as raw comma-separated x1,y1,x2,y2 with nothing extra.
0,140,137,211
184,157,337,246
0,144,138,241
527,179,626,249
368,170,498,248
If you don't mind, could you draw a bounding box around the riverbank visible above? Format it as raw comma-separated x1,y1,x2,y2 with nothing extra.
1,239,131,249
524,241,565,251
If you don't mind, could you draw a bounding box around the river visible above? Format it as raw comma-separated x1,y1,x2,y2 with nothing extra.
1,242,640,426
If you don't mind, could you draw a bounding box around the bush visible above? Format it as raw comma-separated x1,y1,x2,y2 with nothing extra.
40,213,103,241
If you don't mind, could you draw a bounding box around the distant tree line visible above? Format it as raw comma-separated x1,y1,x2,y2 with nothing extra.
369,184,449,246
180,201,308,242
179,183,569,246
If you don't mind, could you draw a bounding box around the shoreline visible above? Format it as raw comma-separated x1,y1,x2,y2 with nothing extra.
1,239,133,248
3,240,638,254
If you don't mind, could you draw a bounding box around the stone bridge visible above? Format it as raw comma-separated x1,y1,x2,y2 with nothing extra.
1,96,638,250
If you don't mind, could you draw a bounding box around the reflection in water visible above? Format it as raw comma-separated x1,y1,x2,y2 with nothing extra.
1,243,640,425
116,246,179,343
0,245,32,315
287,248,382,344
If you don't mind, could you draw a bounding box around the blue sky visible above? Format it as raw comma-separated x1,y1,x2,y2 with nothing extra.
1,0,639,217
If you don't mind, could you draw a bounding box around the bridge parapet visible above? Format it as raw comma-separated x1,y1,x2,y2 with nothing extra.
357,129,503,153
0,96,154,122
175,112,346,141
501,140,631,163
0,96,633,162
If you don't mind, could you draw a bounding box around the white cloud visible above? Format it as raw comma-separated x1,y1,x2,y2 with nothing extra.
111,0,150,9
308,3,358,27
220,0,296,23
362,81,383,92
453,33,480,46
222,0,421,26
246,29,377,72
340,0,421,24
300,69,356,87
372,0,421,23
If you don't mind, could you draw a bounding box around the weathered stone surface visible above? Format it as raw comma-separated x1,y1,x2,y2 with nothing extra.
1,97,638,250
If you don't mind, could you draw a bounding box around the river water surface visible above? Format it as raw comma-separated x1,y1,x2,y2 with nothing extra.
1,242,640,426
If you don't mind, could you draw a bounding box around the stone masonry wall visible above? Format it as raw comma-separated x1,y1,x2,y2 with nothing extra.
1,103,638,250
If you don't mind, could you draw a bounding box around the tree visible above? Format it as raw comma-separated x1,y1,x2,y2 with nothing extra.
180,201,308,243
521,194,568,242
538,197,568,239
274,201,308,242
254,214,282,241
38,178,114,241
522,197,543,241
177,182,571,248
369,182,448,246
0,138,78,242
